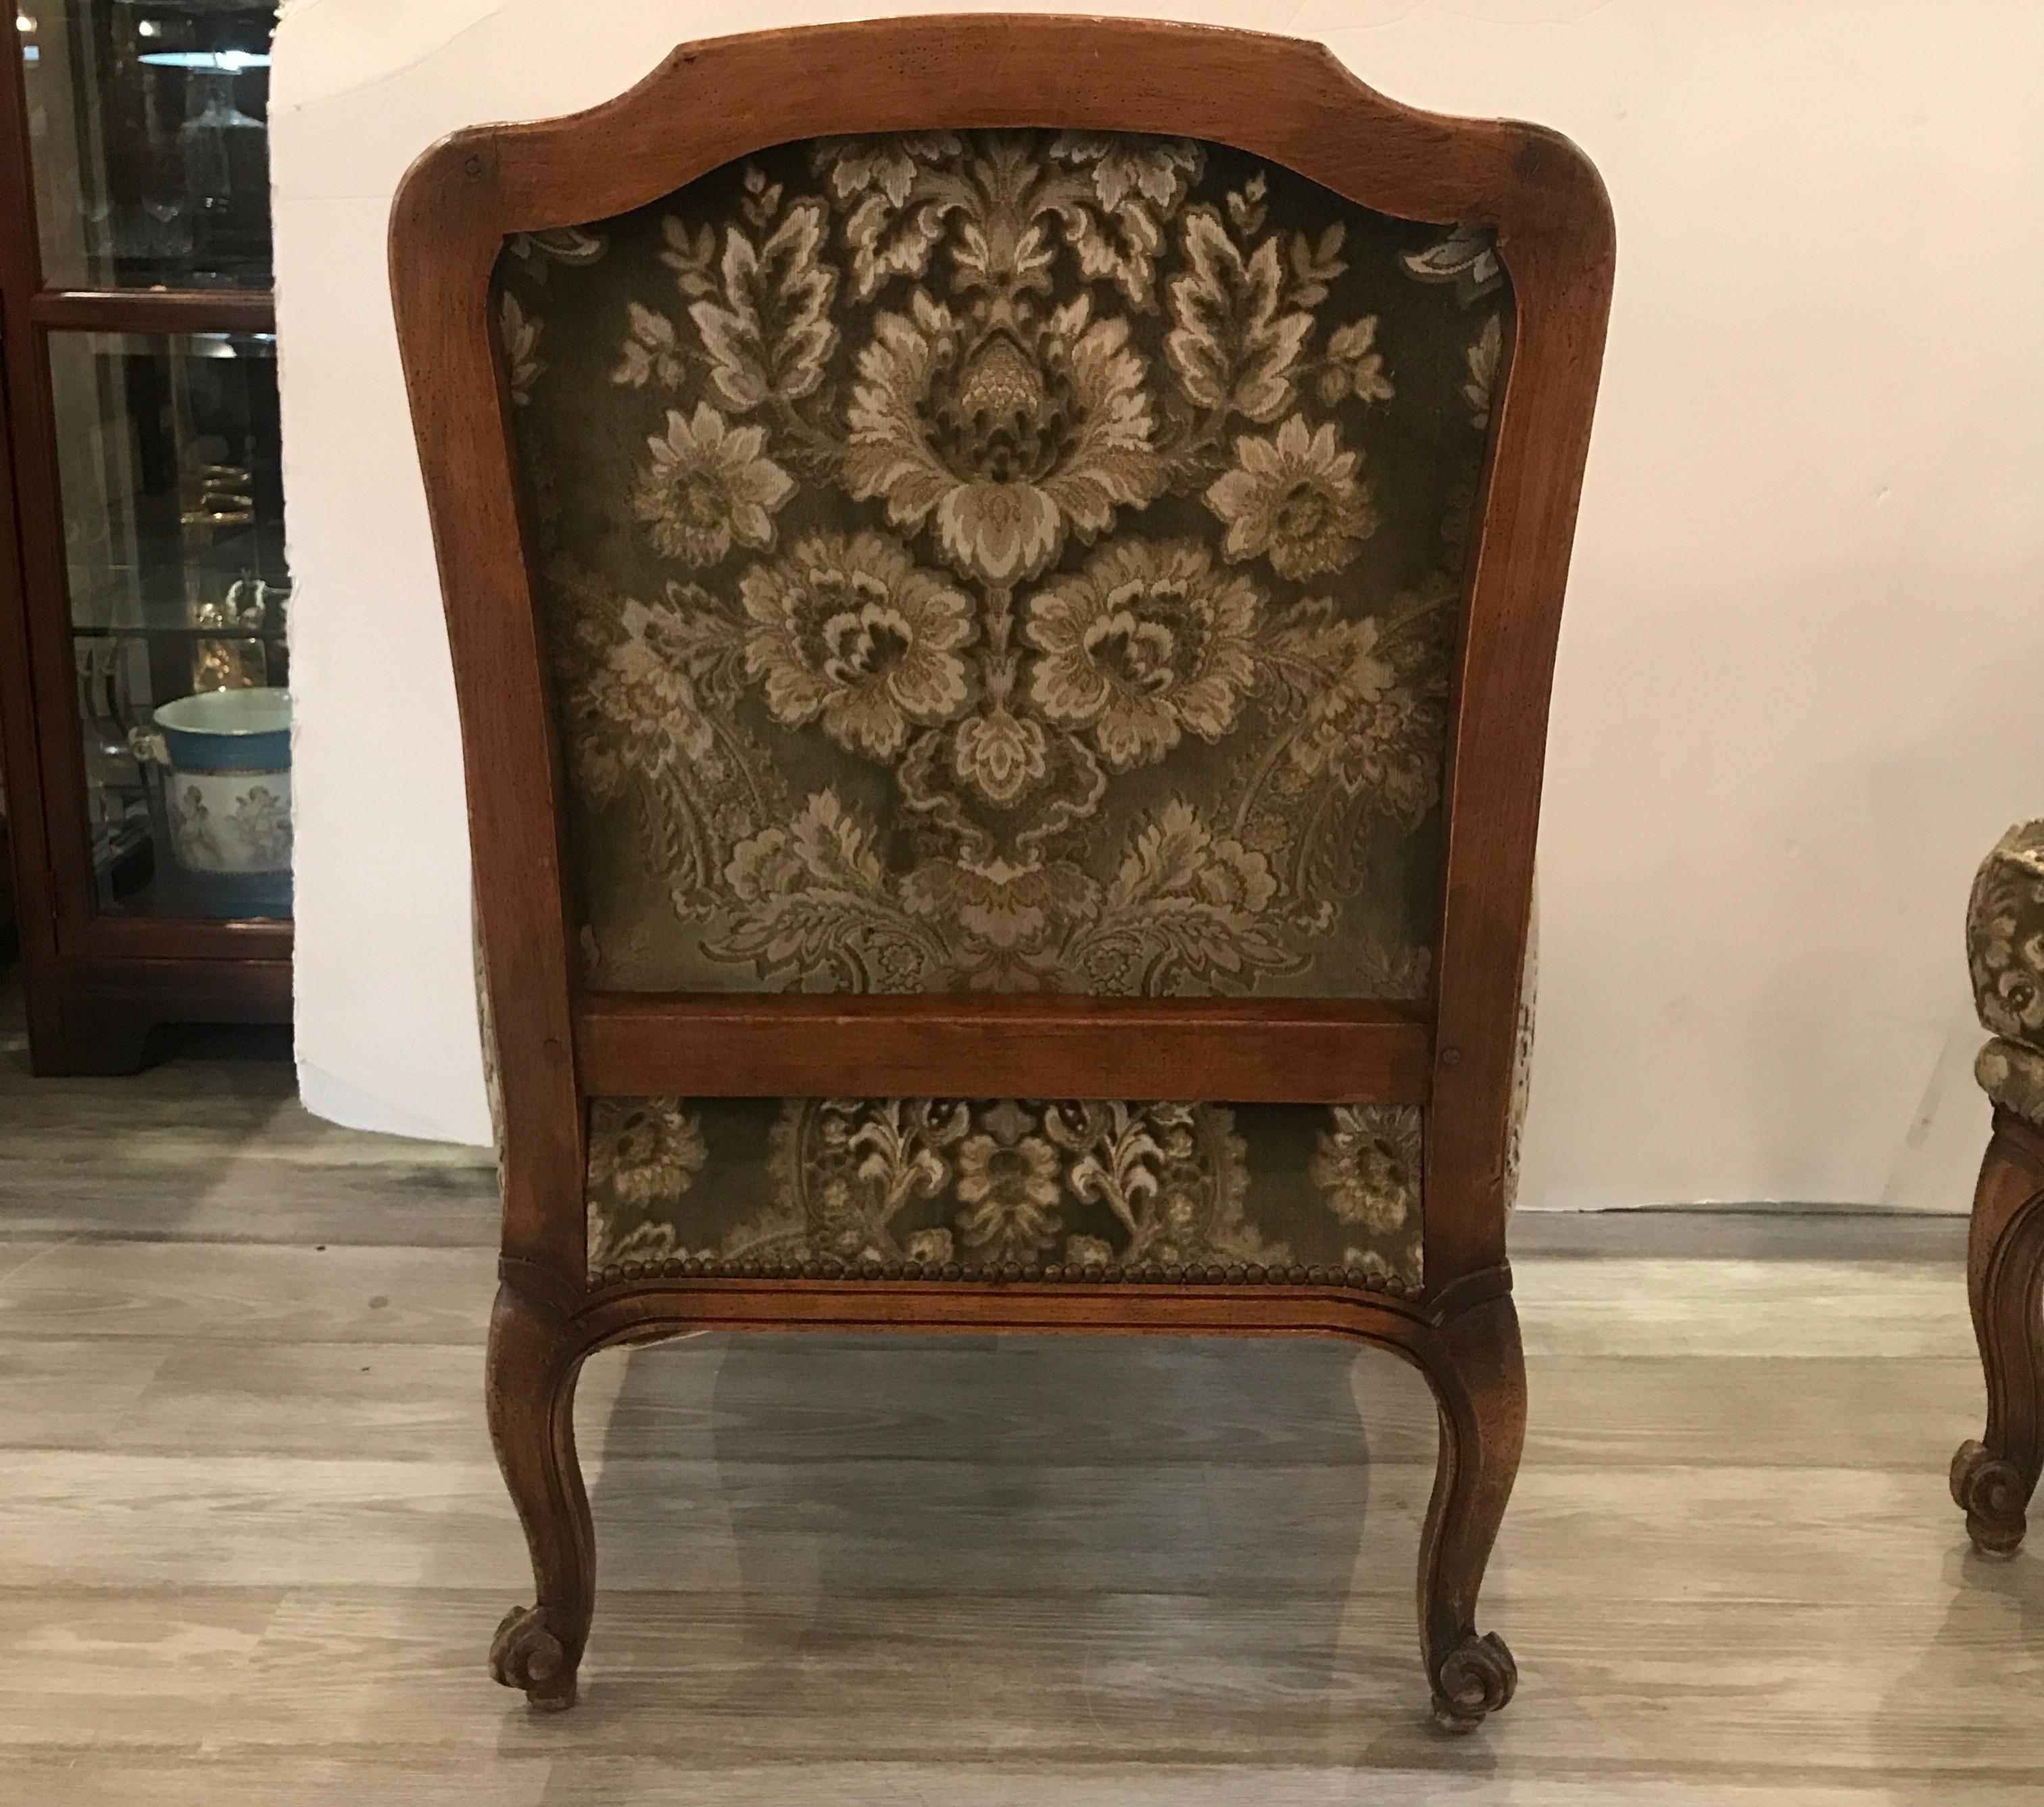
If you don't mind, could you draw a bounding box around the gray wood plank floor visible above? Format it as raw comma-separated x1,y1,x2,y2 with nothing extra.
1,972,2035,1803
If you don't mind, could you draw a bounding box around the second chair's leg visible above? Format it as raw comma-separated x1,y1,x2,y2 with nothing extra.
1952,1114,2044,1557
1412,1288,1526,1731
485,1274,595,1710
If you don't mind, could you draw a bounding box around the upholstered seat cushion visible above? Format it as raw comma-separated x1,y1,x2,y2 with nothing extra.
1969,821,2044,1126
585,1094,1425,1289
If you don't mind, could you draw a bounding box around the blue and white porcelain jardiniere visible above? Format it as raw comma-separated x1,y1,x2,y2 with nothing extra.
138,687,293,918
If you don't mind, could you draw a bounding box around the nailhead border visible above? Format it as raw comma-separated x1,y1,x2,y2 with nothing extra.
591,1256,1413,1295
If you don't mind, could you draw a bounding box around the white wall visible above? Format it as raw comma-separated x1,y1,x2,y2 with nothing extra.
271,0,2044,1208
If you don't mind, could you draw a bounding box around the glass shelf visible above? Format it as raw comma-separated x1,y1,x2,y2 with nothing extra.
49,327,290,919
20,1,279,291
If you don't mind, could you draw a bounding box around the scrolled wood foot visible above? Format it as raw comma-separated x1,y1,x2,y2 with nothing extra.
487,1270,595,1710
1951,1439,2030,1558
490,1603,577,1710
1413,1288,1526,1731
1956,1115,2044,1558
1430,1629,1517,1731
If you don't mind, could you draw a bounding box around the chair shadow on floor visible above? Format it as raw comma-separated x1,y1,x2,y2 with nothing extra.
529,1329,1499,1783
1872,1541,2044,1784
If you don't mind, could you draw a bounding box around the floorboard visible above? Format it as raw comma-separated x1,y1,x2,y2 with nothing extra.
0,966,2032,1803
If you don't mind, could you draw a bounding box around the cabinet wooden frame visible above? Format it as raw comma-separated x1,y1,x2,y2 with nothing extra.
391,14,1613,1729
0,25,291,1074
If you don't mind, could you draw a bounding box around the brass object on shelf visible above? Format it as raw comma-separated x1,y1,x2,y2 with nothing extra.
189,573,278,691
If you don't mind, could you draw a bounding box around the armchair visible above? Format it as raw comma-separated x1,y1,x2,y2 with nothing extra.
390,16,1612,1728
1953,820,2044,1554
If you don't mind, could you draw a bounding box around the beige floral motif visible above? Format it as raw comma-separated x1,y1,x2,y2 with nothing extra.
741,531,975,759
1165,205,1311,423
716,791,935,989
1025,539,1260,770
816,132,967,209
505,224,606,279
1402,223,1503,301
1046,132,1205,304
1465,314,1503,432
1968,823,2044,1049
501,127,1503,1039
1052,1099,1277,1267
497,293,543,404
1987,965,2044,1040
753,1097,967,1263
954,1122,1065,1261
1284,612,1444,824
688,196,837,412
563,591,716,799
811,132,967,298
612,301,686,389
1311,1106,1423,1233
952,708,1050,806
1317,317,1394,406
1206,416,1376,580
905,1228,956,1265
1069,800,1294,993
586,1098,710,1266
845,292,1162,584
1052,132,1204,218
631,401,794,566
897,856,1090,983
1978,1039,2044,1129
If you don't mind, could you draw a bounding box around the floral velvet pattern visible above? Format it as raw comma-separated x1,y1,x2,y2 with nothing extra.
1969,820,2044,1127
585,1094,1424,1287
491,130,1511,1287
497,132,1503,998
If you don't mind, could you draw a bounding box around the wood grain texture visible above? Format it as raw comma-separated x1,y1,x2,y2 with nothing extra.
11,1766,2044,1807
0,975,2028,1800
0,1327,1981,1476
1953,1109,2044,1552
0,985,497,1244
575,993,1432,1104
24,288,276,332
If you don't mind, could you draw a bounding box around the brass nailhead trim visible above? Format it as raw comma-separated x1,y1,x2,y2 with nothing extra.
592,1257,1409,1294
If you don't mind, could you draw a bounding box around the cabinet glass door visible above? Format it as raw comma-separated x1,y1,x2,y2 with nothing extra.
51,329,289,918
20,0,276,289
12,0,290,929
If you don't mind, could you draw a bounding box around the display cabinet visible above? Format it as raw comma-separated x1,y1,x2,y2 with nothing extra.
0,1,290,1071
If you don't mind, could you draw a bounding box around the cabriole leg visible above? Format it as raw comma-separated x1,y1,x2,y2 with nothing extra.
1953,1118,2044,1557
485,1275,595,1710
1412,1289,1525,1731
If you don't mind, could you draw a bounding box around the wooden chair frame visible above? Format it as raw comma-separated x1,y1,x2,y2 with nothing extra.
389,15,1613,1729
1953,1108,2044,1555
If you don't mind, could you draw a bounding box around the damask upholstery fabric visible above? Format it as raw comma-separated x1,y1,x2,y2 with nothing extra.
489,130,1511,1287
584,1095,1424,1287
1977,1041,2044,1129
1503,885,1537,1213
1969,821,2044,1127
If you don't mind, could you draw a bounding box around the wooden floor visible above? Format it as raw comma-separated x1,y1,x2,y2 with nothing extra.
1,977,2039,1804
